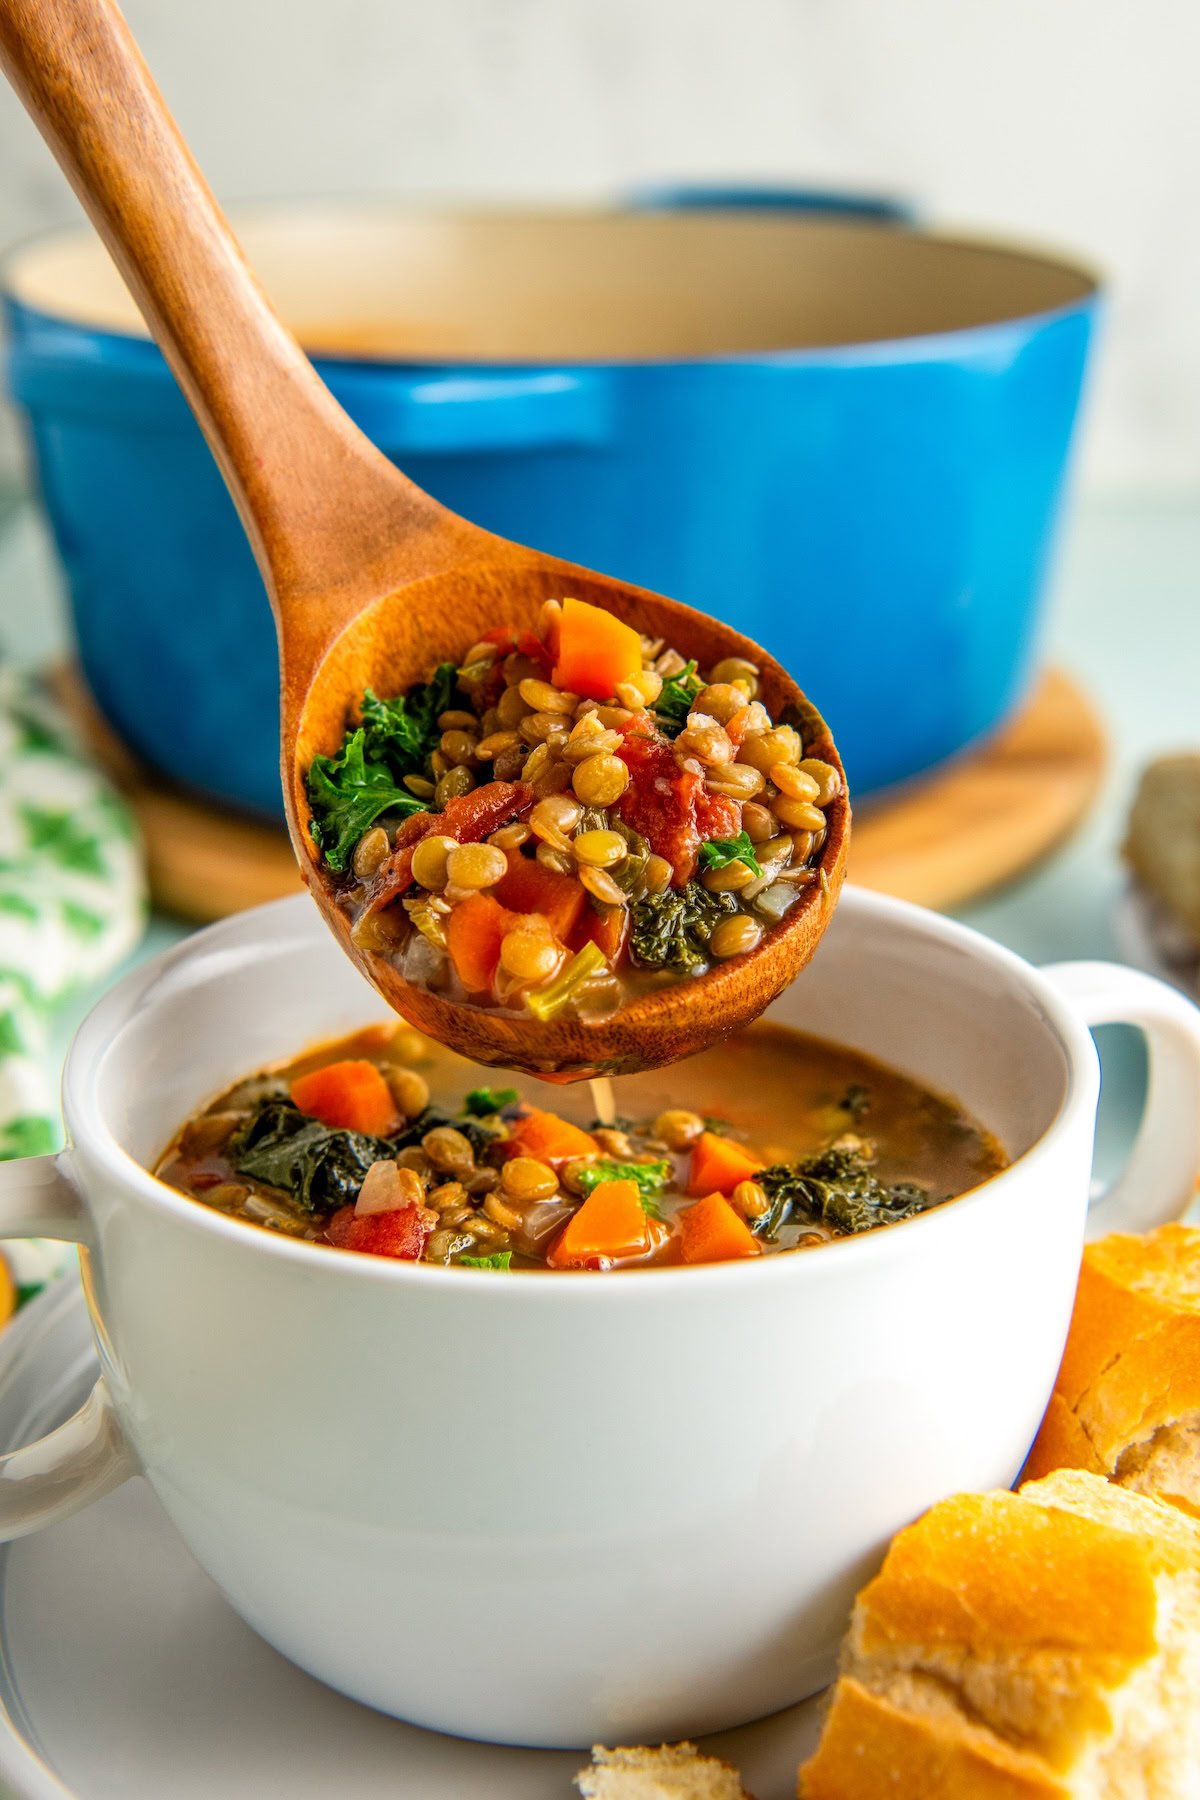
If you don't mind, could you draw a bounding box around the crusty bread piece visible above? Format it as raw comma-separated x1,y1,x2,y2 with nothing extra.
1124,753,1200,941
798,1469,1200,1798
575,1742,752,1799
1022,1224,1200,1517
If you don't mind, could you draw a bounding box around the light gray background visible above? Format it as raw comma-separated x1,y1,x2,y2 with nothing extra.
0,0,1198,493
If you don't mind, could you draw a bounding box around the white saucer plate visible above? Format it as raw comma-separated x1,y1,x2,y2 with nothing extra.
0,1273,823,1799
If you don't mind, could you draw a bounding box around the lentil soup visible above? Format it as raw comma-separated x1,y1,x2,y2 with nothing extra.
154,1020,1007,1271
304,596,843,1025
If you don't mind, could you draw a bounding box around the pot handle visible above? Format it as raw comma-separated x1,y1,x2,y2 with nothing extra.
622,182,915,223
7,343,614,456
1041,962,1200,1236
0,1153,134,1539
310,365,612,458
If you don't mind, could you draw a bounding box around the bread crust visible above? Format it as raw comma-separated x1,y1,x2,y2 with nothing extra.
1023,1225,1200,1507
798,1677,1066,1799
798,1471,1200,1799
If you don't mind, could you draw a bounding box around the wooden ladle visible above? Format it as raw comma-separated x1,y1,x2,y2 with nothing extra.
0,0,849,1079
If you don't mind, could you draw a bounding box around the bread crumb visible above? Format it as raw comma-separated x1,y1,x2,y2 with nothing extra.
575,1741,752,1798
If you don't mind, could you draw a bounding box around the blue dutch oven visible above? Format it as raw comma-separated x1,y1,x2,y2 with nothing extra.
2,200,1099,817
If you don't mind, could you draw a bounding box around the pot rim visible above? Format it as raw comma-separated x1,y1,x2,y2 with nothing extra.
2,202,1102,372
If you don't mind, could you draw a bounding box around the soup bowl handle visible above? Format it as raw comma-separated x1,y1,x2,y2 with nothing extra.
0,1152,135,1538
1041,961,1200,1236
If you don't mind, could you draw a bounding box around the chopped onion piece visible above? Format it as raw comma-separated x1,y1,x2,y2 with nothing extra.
753,882,802,923
355,1159,412,1217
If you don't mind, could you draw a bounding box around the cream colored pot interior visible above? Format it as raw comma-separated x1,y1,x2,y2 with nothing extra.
6,208,1097,363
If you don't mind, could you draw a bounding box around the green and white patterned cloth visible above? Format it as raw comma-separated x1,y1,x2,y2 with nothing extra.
0,668,146,1301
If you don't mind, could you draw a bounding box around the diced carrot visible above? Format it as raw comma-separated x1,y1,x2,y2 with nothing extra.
573,901,629,964
552,598,643,702
678,1193,762,1264
290,1060,400,1136
445,893,518,994
686,1130,764,1197
725,708,751,749
493,851,587,943
326,1201,430,1260
507,1108,599,1163
546,1179,650,1268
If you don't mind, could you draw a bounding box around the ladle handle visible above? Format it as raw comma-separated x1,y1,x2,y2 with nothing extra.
0,0,437,603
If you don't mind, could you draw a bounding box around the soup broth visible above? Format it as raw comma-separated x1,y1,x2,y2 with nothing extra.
155,1020,1006,1271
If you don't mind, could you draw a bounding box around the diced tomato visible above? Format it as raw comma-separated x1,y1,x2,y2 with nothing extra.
615,730,702,886
493,851,588,943
361,782,533,919
694,788,741,843
481,626,554,674
291,1060,400,1136
326,1201,431,1261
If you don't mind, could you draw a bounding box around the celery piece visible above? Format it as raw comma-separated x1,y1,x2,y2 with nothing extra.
525,941,608,1022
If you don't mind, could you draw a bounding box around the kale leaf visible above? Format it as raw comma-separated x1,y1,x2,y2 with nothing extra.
630,880,737,971
653,660,704,737
360,665,456,777
462,1086,519,1118
230,1099,394,1215
392,1106,497,1158
305,667,457,873
459,1251,513,1270
305,730,426,873
754,1147,937,1239
698,831,763,879
574,1158,670,1218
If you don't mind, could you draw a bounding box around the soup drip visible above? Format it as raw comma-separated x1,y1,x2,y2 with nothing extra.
589,1076,617,1127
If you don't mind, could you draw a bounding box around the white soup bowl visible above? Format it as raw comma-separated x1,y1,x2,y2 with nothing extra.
0,888,1197,1749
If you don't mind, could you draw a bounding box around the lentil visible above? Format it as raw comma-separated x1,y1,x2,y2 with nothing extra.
654,1108,705,1150
410,834,459,892
694,682,750,724
701,858,756,893
572,754,629,806
771,796,827,832
500,921,562,983
709,656,760,694
352,827,390,880
387,1067,431,1117
422,1126,476,1173
434,767,474,805
579,865,627,906
710,914,764,959
501,1157,559,1202
796,758,843,805
519,677,576,715
572,829,627,869
731,1178,769,1219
